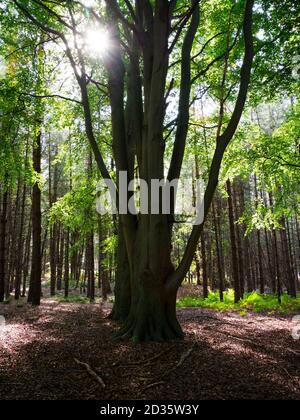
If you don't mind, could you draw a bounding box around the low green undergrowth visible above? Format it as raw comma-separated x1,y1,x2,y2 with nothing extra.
177,289,300,314
54,295,90,304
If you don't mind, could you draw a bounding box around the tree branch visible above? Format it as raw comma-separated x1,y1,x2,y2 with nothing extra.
168,0,200,185
167,0,255,291
20,92,82,105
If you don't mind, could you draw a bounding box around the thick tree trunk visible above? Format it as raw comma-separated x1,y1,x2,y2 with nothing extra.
114,216,183,342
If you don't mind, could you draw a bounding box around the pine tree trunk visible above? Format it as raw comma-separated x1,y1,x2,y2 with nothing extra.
273,229,282,303
15,179,27,300
57,226,64,291
227,180,241,303
0,186,8,302
233,182,245,298
212,199,224,301
280,216,297,298
28,131,42,306
64,228,70,298
201,232,209,299
254,176,264,294
49,144,58,297
22,218,32,297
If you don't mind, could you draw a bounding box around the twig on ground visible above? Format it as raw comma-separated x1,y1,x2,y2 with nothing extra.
287,348,300,356
142,381,166,393
74,358,106,388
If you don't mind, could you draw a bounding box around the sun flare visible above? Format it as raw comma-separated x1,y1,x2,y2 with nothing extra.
84,28,111,57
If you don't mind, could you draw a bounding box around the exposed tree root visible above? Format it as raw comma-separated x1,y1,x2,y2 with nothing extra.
162,343,197,378
113,344,177,367
114,315,184,343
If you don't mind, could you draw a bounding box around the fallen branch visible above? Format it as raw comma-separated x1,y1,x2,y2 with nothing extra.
74,358,106,388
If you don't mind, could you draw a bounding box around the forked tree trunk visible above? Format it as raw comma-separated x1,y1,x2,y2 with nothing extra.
33,0,254,342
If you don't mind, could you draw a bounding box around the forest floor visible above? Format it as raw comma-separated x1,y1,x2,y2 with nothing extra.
1,297,300,400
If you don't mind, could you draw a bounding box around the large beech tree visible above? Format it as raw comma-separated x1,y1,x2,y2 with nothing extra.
11,0,255,341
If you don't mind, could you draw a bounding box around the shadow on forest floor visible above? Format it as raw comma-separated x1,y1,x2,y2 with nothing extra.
0,299,300,400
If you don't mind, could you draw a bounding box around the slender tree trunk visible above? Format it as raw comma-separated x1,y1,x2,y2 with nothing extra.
201,230,209,299
280,216,297,298
15,179,27,300
57,226,64,291
212,199,224,302
22,218,32,297
233,181,244,298
0,186,8,302
110,222,131,320
28,131,42,306
273,229,282,304
265,228,276,293
227,180,241,303
49,144,58,297
64,228,70,298
9,178,20,294
87,232,95,302
194,248,201,287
